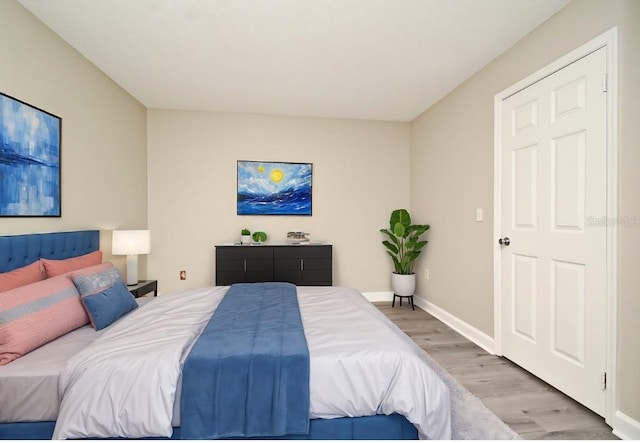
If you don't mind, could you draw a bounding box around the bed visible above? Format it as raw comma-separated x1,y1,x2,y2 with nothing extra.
0,230,451,440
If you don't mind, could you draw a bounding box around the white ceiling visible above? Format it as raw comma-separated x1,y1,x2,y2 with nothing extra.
18,0,570,122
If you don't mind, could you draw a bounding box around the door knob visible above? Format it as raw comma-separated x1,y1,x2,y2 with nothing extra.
498,237,510,246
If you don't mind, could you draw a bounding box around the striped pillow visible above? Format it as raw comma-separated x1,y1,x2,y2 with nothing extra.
0,275,89,366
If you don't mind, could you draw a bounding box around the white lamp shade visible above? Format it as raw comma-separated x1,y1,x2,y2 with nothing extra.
112,230,150,255
112,230,150,286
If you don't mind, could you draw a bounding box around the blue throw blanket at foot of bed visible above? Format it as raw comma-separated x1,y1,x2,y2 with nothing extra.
180,282,310,439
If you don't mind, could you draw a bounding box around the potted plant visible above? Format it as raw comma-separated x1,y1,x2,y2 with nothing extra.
252,231,267,244
240,228,252,245
380,209,430,296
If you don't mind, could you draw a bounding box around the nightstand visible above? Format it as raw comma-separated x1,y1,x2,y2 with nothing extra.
128,280,158,298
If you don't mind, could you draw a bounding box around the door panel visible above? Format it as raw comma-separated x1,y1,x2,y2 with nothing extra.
550,259,586,365
552,131,586,230
513,144,538,229
512,254,538,343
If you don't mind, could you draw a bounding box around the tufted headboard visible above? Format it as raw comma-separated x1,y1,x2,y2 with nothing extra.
0,230,100,273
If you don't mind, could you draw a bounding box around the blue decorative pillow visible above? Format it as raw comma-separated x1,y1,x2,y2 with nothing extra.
81,281,138,330
72,266,122,297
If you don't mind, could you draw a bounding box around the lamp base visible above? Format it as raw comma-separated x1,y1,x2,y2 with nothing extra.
125,254,139,286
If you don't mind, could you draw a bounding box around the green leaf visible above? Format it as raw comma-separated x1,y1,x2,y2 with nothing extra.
390,209,411,230
382,240,399,255
383,232,400,247
405,251,421,261
413,240,428,251
392,222,406,237
406,224,429,235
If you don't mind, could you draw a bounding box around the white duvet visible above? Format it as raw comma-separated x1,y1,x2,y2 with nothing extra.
53,286,451,440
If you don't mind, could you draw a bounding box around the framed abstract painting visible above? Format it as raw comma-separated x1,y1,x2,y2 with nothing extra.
0,93,61,217
237,160,312,216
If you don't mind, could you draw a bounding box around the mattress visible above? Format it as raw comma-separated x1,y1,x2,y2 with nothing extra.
0,297,155,423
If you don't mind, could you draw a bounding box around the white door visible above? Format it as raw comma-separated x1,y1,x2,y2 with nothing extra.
499,47,607,415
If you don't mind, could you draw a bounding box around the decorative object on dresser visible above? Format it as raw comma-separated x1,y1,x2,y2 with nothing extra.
240,228,251,245
0,93,61,217
237,160,312,216
380,209,430,305
287,231,310,244
215,244,332,286
112,230,151,285
251,231,267,244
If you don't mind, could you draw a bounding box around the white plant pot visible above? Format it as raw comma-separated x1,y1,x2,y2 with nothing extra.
391,273,416,296
241,235,252,245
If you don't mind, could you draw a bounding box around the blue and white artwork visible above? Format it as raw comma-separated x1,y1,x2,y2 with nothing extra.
0,93,61,217
237,161,312,215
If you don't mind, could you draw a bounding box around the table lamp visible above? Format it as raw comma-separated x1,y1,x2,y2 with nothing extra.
112,230,150,285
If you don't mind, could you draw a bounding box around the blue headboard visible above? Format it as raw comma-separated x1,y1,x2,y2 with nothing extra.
0,230,100,273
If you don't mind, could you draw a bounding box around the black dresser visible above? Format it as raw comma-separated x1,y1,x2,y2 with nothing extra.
215,244,332,286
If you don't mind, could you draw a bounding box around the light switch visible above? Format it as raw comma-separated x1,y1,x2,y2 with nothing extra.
476,208,483,222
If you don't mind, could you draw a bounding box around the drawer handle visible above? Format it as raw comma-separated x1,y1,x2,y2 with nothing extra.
300,259,304,271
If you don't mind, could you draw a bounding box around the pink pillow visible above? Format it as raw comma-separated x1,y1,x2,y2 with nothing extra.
0,261,45,292
0,274,89,365
41,251,103,278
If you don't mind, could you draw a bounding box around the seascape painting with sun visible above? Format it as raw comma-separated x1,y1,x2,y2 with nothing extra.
237,160,312,215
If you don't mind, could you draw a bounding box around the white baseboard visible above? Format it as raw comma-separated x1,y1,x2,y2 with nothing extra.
612,410,640,440
363,291,496,355
362,291,394,302
413,295,496,355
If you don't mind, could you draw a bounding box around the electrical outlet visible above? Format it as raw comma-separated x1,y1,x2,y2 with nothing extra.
424,268,430,280
179,270,186,280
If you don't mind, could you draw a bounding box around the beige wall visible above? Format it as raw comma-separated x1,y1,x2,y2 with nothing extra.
147,110,410,294
410,0,639,427
0,1,148,276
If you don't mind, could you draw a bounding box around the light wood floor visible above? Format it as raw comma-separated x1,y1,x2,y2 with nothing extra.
375,302,617,440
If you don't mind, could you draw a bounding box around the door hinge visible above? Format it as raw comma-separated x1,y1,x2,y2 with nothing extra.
602,372,607,390
602,73,608,93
